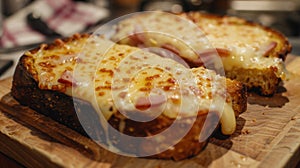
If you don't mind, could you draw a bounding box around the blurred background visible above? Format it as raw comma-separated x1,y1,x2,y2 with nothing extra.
86,0,300,37
2,0,300,35
1,0,299,54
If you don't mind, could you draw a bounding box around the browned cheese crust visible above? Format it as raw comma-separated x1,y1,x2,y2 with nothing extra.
11,34,246,160
181,12,291,60
180,12,292,95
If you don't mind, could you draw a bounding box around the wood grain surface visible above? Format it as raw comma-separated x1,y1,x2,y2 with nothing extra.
0,55,299,168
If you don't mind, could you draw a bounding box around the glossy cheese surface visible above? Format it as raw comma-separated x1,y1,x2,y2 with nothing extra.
184,13,287,79
112,12,287,79
111,12,212,63
25,35,236,134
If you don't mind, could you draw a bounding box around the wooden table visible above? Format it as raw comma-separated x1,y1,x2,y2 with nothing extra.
0,55,300,168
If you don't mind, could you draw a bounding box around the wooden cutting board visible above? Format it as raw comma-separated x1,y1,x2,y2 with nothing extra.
0,55,300,168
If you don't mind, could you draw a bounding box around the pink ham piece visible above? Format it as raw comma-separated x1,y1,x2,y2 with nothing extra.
143,47,190,68
58,70,77,87
191,48,231,67
128,25,146,46
261,41,277,57
135,95,166,111
161,43,180,56
216,48,231,57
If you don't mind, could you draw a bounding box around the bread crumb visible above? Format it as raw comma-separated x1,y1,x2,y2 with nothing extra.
241,129,250,134
240,155,247,161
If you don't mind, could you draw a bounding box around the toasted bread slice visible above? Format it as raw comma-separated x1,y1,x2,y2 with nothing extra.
112,12,291,95
181,12,292,95
11,34,246,160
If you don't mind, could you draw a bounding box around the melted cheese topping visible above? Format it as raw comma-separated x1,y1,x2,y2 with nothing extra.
185,13,288,79
111,12,211,62
112,12,287,80
26,35,236,135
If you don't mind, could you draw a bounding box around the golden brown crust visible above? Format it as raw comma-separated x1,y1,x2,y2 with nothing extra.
11,55,90,136
28,33,90,55
226,68,280,96
226,79,247,116
108,111,218,161
180,12,291,95
11,33,247,160
11,54,216,160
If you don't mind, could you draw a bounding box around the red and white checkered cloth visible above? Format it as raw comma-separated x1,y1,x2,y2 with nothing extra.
0,0,109,48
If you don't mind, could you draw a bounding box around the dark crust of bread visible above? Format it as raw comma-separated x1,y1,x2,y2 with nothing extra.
11,55,88,135
11,34,247,160
226,78,247,116
226,68,280,96
11,55,214,160
108,111,219,161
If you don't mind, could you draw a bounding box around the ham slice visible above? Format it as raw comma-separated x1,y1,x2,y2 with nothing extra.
135,95,166,111
58,70,77,87
261,41,277,57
